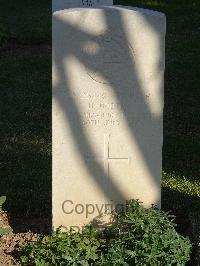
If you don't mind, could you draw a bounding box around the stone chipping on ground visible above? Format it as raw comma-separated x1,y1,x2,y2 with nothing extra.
0,211,38,265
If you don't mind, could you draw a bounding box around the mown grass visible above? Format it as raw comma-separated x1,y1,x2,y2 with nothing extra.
0,55,51,217
0,0,199,242
0,0,51,44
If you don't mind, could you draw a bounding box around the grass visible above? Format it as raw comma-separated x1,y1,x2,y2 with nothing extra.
0,55,51,217
0,0,199,243
0,0,51,44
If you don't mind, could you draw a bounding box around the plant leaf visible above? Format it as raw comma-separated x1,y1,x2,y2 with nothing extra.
0,226,13,235
0,196,6,210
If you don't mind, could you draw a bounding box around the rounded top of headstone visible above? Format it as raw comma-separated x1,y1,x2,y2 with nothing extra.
53,5,165,19
114,5,165,18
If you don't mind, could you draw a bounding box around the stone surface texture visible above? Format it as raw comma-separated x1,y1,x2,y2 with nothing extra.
52,6,166,229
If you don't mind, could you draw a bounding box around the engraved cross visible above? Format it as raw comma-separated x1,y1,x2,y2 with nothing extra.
86,133,130,177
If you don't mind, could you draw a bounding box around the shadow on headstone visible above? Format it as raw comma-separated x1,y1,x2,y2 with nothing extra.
53,6,165,228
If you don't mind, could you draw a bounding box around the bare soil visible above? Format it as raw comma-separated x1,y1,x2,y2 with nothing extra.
0,211,38,265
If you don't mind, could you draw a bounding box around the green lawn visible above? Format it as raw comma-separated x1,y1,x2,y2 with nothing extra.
0,55,51,218
0,0,51,44
0,0,199,245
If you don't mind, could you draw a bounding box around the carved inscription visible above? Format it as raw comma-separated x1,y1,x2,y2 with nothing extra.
55,88,152,128
84,35,134,84
70,88,135,127
86,133,130,176
81,101,121,126
82,0,100,6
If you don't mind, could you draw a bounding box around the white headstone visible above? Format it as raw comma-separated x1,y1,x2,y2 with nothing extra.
53,6,166,230
52,0,113,13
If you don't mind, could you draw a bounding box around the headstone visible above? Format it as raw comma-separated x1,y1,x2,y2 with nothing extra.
52,0,113,13
53,6,166,230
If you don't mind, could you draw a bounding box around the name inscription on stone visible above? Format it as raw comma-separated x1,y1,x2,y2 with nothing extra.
70,89,129,127
67,88,151,127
